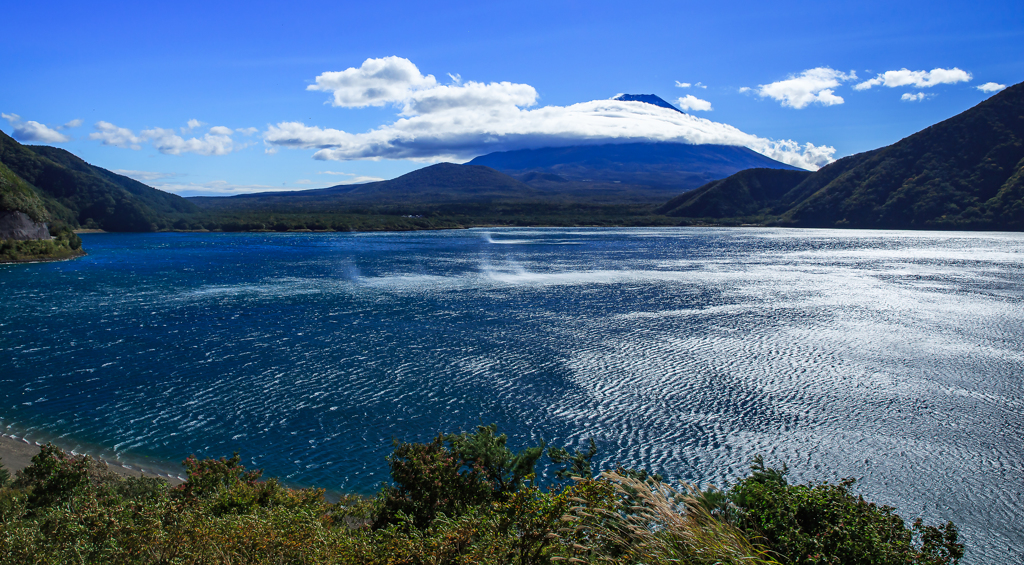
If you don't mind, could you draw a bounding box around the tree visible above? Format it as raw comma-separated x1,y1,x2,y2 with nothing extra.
730,456,964,565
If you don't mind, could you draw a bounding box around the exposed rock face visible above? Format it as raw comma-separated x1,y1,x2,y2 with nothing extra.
0,211,50,240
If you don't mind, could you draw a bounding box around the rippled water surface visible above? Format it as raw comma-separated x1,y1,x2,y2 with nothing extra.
2,228,1022,561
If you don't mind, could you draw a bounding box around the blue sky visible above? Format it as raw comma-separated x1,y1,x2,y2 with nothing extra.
2,0,1021,196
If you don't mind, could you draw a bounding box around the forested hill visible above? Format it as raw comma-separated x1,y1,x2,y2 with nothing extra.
0,130,198,231
656,168,813,218
0,160,57,225
658,81,1024,231
0,159,84,261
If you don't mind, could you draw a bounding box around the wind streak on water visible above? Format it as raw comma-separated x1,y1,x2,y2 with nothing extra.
0,228,1022,562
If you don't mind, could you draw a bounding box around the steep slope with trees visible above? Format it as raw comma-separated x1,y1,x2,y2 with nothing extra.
0,130,198,232
0,160,83,262
657,168,812,218
659,81,1024,230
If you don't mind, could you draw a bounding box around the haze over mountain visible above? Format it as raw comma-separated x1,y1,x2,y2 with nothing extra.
657,81,1024,231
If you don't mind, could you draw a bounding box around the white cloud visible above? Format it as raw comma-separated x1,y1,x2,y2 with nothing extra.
977,82,1006,93
756,68,856,109
142,126,238,155
738,87,752,93
900,92,930,102
265,90,836,170
90,121,246,155
676,95,712,111
61,119,83,129
2,113,71,143
112,169,180,181
149,179,284,197
675,81,691,88
405,81,537,115
307,56,440,108
186,119,202,130
318,171,386,184
854,67,972,90
237,127,259,136
90,121,143,149
307,56,538,116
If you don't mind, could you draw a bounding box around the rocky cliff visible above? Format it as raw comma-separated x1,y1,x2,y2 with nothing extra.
0,211,50,240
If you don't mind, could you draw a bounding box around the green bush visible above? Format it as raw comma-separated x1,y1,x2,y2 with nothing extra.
730,456,963,565
0,437,967,565
12,443,92,512
374,434,492,528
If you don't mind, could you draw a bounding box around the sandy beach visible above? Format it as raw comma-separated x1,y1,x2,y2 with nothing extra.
0,434,183,486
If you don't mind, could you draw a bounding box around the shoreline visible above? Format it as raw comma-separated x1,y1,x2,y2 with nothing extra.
0,249,86,265
0,433,350,499
0,434,183,486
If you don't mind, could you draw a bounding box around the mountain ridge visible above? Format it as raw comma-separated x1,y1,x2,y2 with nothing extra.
611,93,686,114
192,163,542,213
468,142,801,194
0,130,198,232
659,81,1024,230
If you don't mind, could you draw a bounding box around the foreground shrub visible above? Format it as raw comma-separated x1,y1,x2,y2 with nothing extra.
374,434,492,529
729,456,963,565
0,436,965,565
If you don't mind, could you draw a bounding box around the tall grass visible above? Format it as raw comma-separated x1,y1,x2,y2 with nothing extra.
557,471,778,565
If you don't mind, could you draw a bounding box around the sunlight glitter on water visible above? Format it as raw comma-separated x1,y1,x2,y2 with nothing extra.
1,227,1022,562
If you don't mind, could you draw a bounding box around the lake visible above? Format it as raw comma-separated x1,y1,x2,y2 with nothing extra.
1,228,1022,561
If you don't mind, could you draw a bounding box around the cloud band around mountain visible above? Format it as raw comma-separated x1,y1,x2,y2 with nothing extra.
268,57,837,170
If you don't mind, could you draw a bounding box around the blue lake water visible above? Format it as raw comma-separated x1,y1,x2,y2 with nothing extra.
1,228,1022,561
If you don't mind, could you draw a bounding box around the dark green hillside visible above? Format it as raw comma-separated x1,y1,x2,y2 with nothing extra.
0,161,83,262
0,130,198,231
657,168,812,217
28,145,198,217
0,161,51,224
658,81,1024,230
778,82,1024,229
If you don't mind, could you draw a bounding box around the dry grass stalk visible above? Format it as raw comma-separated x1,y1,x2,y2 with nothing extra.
562,471,778,565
